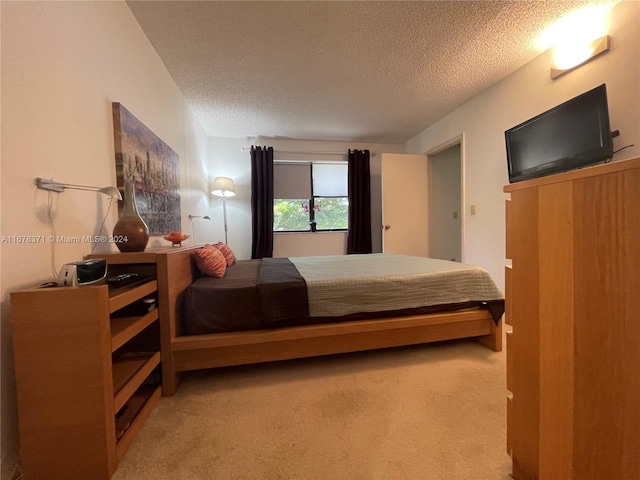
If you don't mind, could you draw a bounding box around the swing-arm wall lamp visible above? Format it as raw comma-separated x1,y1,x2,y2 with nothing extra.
34,177,122,200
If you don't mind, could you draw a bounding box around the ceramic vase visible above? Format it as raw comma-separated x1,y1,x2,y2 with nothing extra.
113,180,149,252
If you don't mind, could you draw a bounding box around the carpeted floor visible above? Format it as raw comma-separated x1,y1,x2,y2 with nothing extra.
113,337,512,480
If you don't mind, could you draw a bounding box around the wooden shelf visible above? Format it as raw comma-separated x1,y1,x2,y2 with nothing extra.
111,310,159,352
109,280,157,313
112,351,161,413
116,385,162,461
11,254,167,479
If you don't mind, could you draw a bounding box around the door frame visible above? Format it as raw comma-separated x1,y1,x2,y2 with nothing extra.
426,133,466,263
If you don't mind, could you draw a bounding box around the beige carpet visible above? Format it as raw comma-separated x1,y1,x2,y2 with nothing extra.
113,338,512,480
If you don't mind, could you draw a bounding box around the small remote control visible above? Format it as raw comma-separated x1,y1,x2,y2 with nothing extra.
108,273,139,284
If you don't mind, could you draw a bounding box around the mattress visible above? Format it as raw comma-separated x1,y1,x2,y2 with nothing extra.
182,254,504,335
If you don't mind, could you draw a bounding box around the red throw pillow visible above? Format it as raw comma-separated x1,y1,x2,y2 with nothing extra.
193,247,227,278
213,242,236,266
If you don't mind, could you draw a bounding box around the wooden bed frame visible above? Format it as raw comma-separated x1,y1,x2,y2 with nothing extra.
155,246,502,395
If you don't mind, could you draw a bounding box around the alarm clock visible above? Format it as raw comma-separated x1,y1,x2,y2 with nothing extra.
57,259,107,287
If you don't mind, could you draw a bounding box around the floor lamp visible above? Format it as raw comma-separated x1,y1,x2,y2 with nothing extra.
210,176,235,244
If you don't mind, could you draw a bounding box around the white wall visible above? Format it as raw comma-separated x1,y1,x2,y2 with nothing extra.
404,0,640,290
0,2,210,477
273,232,348,258
207,137,403,258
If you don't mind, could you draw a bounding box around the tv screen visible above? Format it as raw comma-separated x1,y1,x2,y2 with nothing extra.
505,84,613,183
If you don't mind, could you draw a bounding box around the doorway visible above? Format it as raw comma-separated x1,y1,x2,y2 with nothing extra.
427,139,463,262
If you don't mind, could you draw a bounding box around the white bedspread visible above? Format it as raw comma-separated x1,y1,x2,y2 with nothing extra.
289,254,504,317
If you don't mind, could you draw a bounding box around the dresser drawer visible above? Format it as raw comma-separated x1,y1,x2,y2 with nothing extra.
507,395,513,456
506,331,514,393
505,199,514,260
504,265,512,326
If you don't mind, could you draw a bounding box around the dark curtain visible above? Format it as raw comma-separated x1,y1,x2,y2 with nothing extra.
347,149,372,254
250,146,274,259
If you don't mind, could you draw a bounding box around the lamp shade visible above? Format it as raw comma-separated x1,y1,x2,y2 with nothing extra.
210,176,236,197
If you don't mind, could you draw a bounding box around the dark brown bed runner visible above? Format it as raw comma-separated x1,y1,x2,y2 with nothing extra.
257,257,309,323
182,258,309,335
485,300,504,324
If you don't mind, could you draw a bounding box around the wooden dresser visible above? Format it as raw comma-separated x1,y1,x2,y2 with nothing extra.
504,157,640,479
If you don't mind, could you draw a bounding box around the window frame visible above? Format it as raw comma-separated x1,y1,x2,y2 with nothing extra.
273,162,348,233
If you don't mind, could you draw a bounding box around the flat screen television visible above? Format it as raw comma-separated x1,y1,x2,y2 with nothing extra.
505,84,613,183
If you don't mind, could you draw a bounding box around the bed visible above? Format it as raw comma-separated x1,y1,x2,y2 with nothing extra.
155,246,504,395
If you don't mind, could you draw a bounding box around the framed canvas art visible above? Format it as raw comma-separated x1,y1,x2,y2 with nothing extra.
112,102,181,235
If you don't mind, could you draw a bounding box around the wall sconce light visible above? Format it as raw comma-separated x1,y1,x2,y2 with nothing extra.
550,35,610,80
188,214,210,244
210,176,235,244
34,177,122,200
538,3,614,80
35,177,122,272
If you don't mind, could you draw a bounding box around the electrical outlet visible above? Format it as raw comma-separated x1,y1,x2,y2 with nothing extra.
453,211,458,220
470,205,477,215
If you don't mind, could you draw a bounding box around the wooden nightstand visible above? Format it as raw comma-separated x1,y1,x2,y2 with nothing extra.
11,245,202,479
11,277,161,479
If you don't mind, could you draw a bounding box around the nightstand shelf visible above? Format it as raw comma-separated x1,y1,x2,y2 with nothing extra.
11,277,161,480
109,279,157,313
111,309,159,352
115,384,162,461
113,351,160,412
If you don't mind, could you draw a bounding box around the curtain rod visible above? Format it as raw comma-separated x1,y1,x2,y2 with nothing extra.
240,147,378,156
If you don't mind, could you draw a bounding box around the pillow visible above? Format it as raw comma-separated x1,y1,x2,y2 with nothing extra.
193,247,227,278
213,242,236,266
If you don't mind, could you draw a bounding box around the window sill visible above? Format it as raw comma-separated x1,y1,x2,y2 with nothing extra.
274,230,347,235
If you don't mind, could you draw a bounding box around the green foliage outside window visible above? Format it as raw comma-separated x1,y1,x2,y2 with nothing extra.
274,198,348,231
274,199,311,231
314,197,348,230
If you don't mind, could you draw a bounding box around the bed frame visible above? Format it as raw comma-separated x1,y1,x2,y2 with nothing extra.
155,246,502,395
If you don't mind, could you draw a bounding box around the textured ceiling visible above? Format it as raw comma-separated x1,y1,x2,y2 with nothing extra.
127,0,608,144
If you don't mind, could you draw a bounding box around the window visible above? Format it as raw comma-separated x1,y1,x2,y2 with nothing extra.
273,162,348,232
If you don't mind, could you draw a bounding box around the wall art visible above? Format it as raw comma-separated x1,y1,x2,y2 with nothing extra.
112,102,181,235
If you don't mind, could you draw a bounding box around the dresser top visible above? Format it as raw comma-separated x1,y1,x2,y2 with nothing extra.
504,157,640,193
